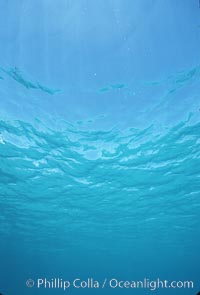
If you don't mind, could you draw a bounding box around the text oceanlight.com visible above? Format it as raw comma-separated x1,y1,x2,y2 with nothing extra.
26,277,194,291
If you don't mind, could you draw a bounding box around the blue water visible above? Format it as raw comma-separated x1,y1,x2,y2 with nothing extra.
0,1,200,295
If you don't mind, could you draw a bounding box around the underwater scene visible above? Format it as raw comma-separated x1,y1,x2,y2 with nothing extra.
0,1,200,294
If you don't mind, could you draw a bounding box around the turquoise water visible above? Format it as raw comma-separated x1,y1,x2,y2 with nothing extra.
0,64,200,294
0,1,200,295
